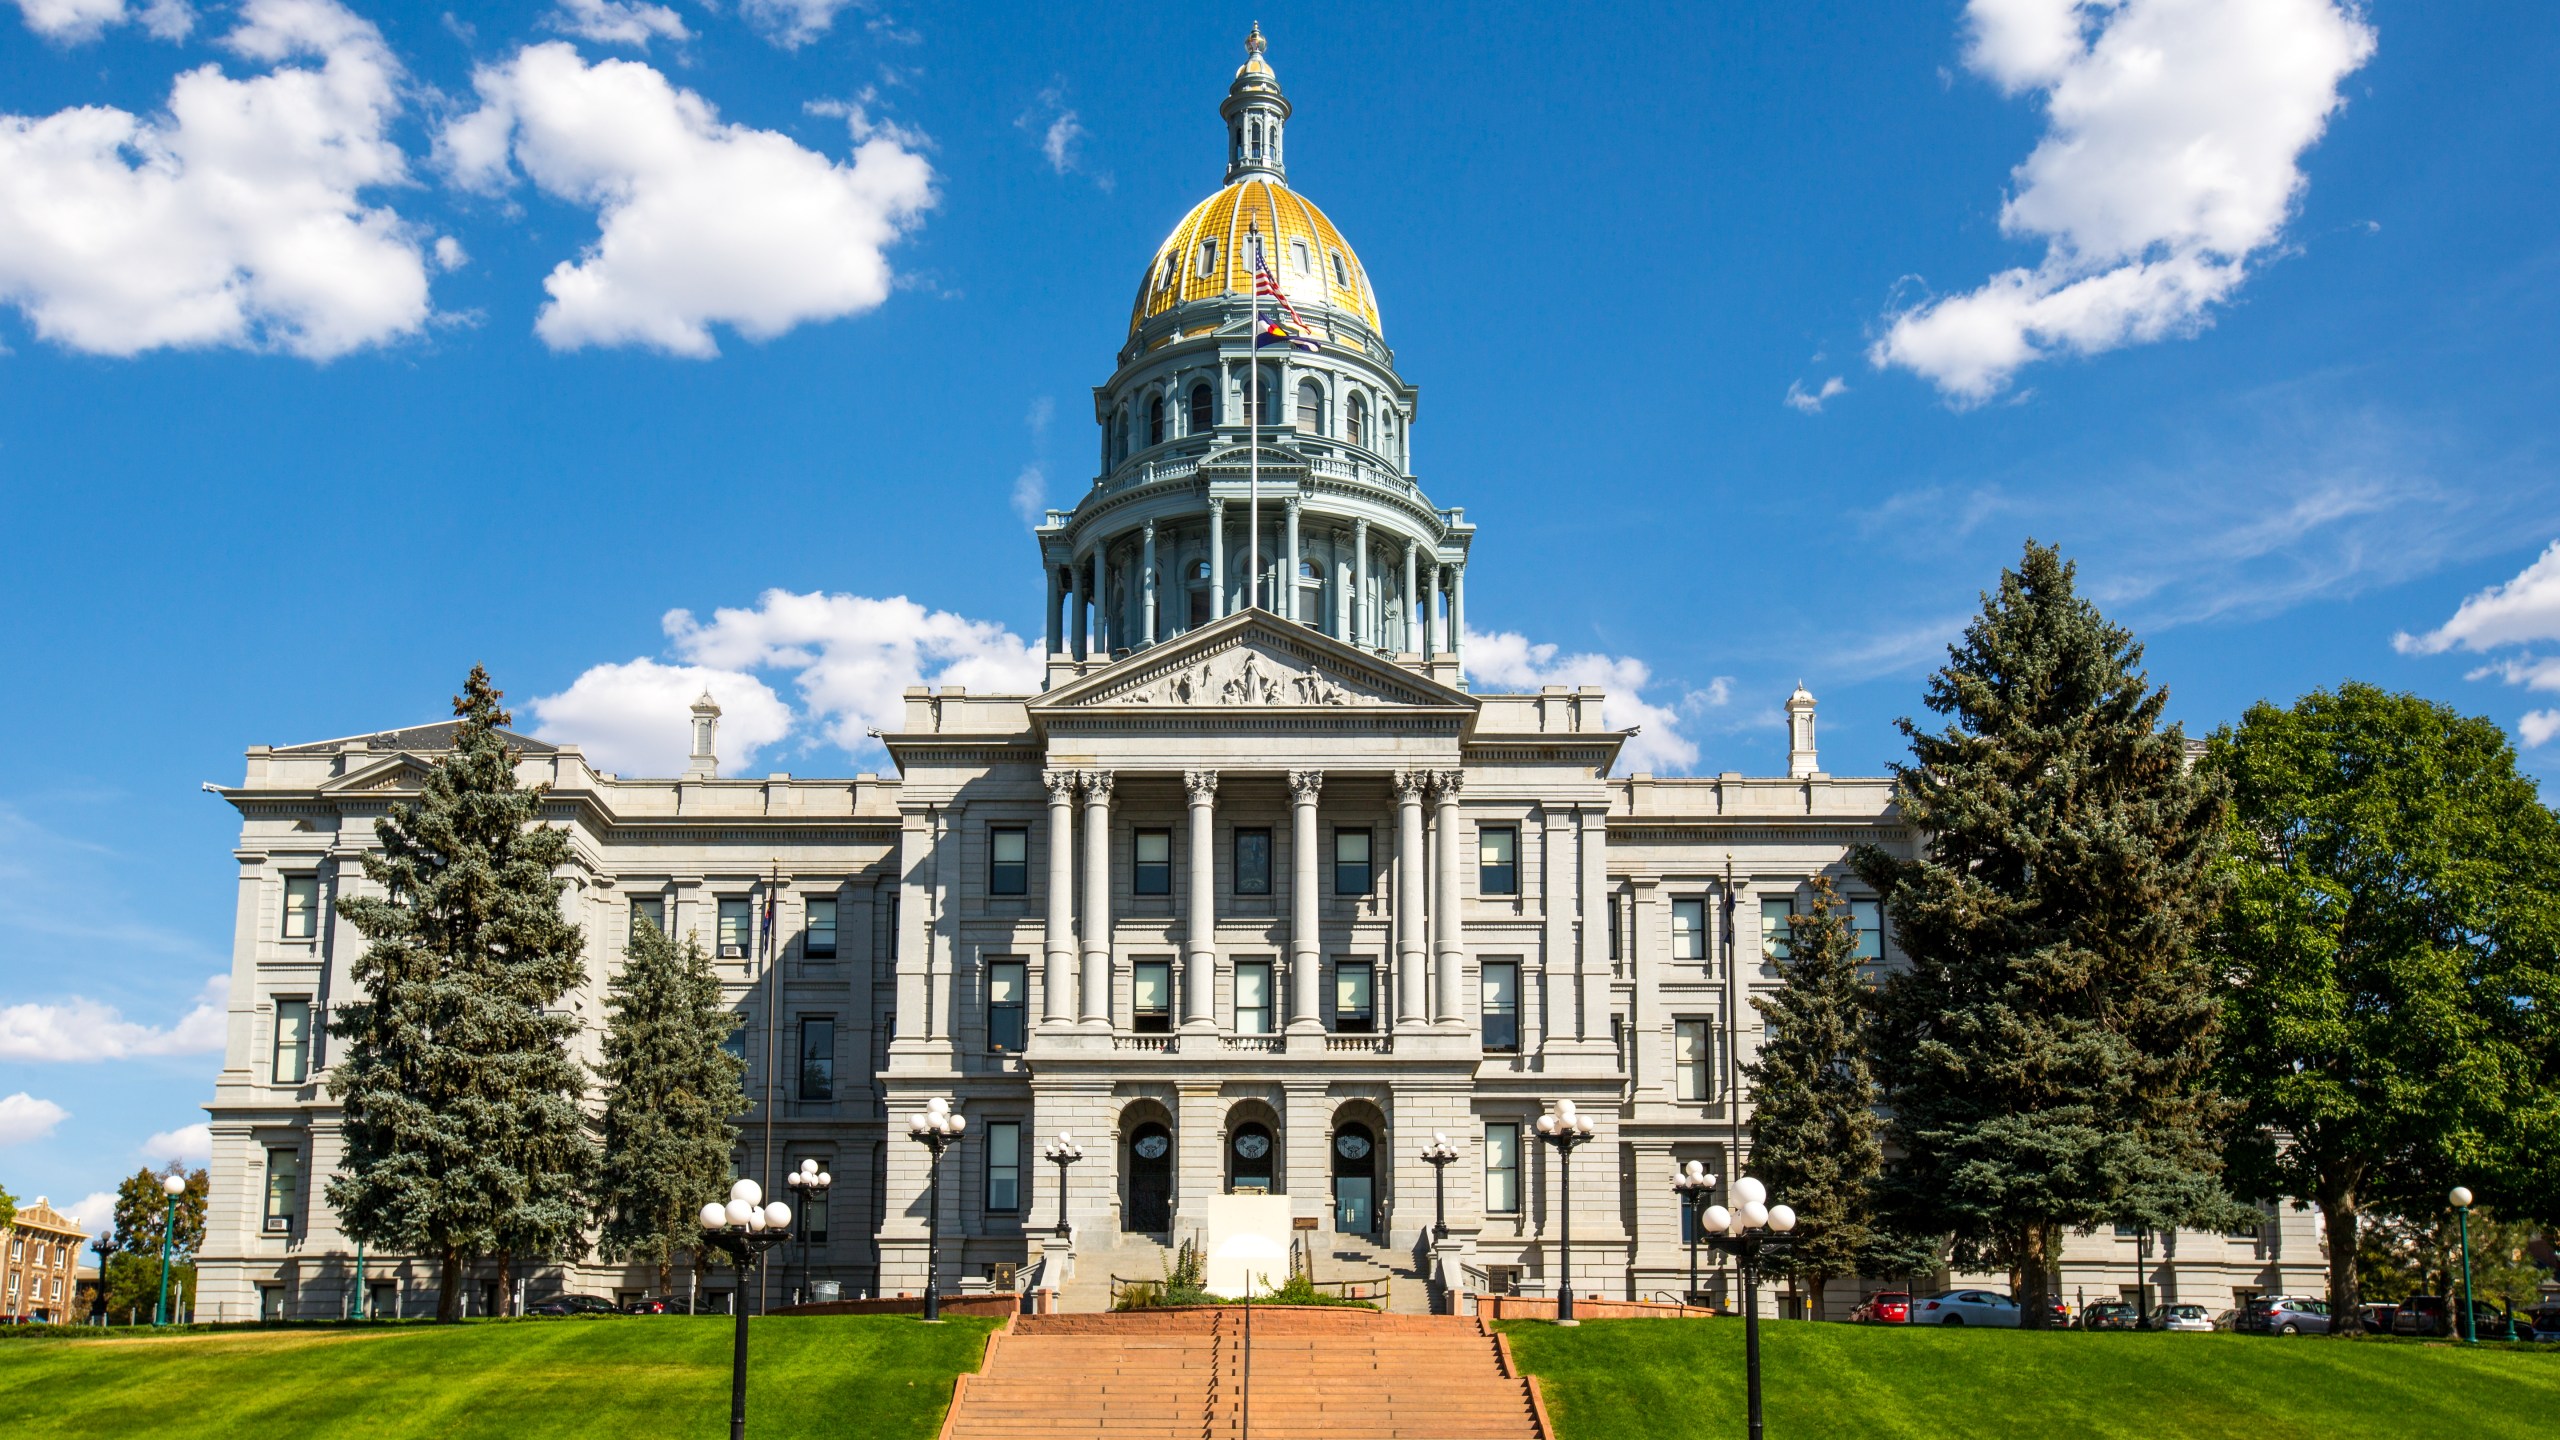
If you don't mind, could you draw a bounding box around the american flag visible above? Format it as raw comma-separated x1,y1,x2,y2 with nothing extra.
1249,227,1320,351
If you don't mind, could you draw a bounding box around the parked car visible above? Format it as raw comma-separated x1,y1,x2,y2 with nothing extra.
2357,1302,2398,1334
2078,1301,2138,1331
2392,1295,2520,1340
1913,1290,2021,1327
1851,1291,1912,1324
2143,1303,2215,1333
2030,1293,2073,1327
620,1296,702,1315
525,1294,621,1317
2526,1304,2560,1340
2235,1295,2332,1335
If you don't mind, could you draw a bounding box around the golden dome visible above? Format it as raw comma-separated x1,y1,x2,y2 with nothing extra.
1128,177,1383,341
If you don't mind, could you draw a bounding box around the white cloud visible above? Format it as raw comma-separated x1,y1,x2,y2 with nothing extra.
11,0,191,42
0,975,228,1062
738,0,856,49
0,1093,69,1146
549,0,686,47
1463,628,1698,775
433,235,468,271
1681,677,1737,713
1011,464,1048,527
61,1191,114,1238
2521,710,2560,750
441,43,936,357
1872,0,2376,403
2397,540,2560,657
0,0,427,359
1018,84,1107,189
524,659,793,777
138,1121,213,1164
1784,376,1847,414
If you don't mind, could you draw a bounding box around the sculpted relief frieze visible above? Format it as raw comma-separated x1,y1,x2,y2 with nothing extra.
1109,642,1383,708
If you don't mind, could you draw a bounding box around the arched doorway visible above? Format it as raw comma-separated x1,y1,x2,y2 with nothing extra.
1230,1122,1275,1194
1332,1122,1378,1237
1126,1122,1173,1233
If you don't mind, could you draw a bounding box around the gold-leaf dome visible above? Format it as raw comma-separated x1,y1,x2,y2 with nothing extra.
1128,177,1382,341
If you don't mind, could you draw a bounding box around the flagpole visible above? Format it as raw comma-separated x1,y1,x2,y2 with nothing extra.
760,858,778,1313
1248,221,1260,613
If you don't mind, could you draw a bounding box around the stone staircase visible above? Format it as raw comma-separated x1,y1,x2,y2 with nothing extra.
939,1308,1548,1440
1302,1231,1435,1316
1058,1232,1176,1314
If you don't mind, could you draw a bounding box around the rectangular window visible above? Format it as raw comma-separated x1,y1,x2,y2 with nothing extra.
987,1122,1022,1214
717,897,752,958
281,875,320,940
1132,960,1174,1033
1671,899,1707,963
1334,829,1373,895
1485,1122,1521,1214
264,1148,300,1231
272,998,311,1085
1334,960,1375,1033
629,896,666,944
805,896,838,958
1481,960,1520,1053
989,827,1028,896
800,1162,831,1241
1761,897,1795,962
1478,826,1519,896
988,959,1027,1054
798,1017,835,1102
1234,827,1273,896
1235,960,1273,1035
1675,1019,1711,1101
1133,829,1173,896
1851,899,1882,962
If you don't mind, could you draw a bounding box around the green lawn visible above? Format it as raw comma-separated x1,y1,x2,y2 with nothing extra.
1502,1318,2560,1439
0,1315,998,1440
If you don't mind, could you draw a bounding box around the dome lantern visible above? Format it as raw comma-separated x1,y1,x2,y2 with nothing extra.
1221,24,1292,185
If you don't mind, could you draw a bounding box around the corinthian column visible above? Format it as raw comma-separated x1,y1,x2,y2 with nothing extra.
1393,769,1430,1031
1042,769,1079,1029
1079,770,1115,1029
1432,769,1466,1028
1183,769,1219,1032
1288,770,1324,1034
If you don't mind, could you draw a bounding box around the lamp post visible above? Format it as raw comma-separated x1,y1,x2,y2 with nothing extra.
1699,1176,1797,1440
1043,1133,1084,1238
785,1159,833,1307
1420,1133,1460,1241
1533,1100,1598,1323
906,1097,966,1322
2451,1186,2476,1344
1670,1160,1718,1306
2132,1225,2153,1330
153,1172,184,1326
697,1179,795,1440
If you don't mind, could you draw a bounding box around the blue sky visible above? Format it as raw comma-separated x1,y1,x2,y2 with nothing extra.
4,0,2558,1242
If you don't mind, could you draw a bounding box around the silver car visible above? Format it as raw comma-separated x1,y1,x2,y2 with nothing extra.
1913,1289,2021,1327
2149,1303,2215,1332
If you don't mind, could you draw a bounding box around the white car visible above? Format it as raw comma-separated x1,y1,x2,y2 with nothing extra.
2150,1303,2215,1332
1913,1290,2020,1327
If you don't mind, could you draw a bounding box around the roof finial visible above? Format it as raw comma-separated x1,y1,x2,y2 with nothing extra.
1246,22,1265,57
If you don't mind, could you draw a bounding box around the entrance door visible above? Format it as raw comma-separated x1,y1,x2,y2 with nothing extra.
1230,1122,1275,1194
1127,1123,1173,1232
1332,1123,1377,1236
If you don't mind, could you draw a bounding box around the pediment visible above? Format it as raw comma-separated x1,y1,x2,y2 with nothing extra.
1033,611,1473,714
320,755,437,793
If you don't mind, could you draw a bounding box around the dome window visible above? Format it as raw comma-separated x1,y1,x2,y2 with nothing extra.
1295,379,1324,436
1195,239,1218,279
1148,397,1166,447
1189,382,1213,434
1292,239,1312,275
1348,393,1370,449
1330,251,1349,288
1158,254,1177,294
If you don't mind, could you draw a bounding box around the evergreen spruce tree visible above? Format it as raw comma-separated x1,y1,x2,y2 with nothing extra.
1853,542,2233,1327
1742,876,1883,1318
593,916,748,1297
328,666,595,1321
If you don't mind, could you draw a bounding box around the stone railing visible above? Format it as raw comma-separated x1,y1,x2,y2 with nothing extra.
1323,1034,1392,1054
1114,1034,1177,1053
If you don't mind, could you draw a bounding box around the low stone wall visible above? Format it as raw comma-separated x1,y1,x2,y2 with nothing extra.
770,1293,1023,1318
1475,1294,1716,1322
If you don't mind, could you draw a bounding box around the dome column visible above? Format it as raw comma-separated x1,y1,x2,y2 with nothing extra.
1351,520,1370,646
1142,519,1159,647
1071,567,1088,661
1402,542,1418,654
1420,555,1440,660
1452,563,1467,675
1209,499,1228,620
1092,547,1110,657
1045,567,1065,657
1284,497,1302,622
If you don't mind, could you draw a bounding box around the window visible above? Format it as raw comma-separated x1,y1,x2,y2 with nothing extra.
629,896,666,944
1148,396,1165,447
282,875,319,939
1675,1020,1711,1101
1479,826,1518,896
989,827,1028,896
1196,238,1218,278
717,897,752,958
1851,899,1882,962
1671,899,1707,963
1133,829,1173,896
1132,960,1174,1033
987,1122,1022,1213
1157,253,1177,294
1235,960,1273,1035
1330,251,1349,287
1189,382,1213,433
1482,960,1519,1052
804,896,838,959
1485,1122,1521,1214
1334,829,1373,895
1761,896,1795,962
1234,827,1272,896
264,1148,300,1231
1334,960,1374,1033
1295,379,1323,435
1291,238,1312,274
798,1017,835,1101
988,960,1027,1054
1348,392,1369,448
272,998,311,1085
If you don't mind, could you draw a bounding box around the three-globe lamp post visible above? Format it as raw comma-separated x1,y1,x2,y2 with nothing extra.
1670,1160,1718,1306
2452,1185,2477,1344
785,1159,832,1307
153,1171,185,1326
1699,1176,1798,1440
906,1097,966,1321
696,1178,796,1440
1533,1100,1598,1323
1044,1133,1084,1238
1420,1133,1460,1241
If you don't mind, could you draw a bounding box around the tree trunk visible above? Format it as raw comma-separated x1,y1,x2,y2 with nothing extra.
2321,1182,2360,1339
436,1247,462,1323
1808,1273,1827,1322
658,1256,673,1298
2018,1223,2054,1330
494,1252,514,1318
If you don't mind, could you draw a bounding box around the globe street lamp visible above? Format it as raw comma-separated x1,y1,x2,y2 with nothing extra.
2451,1186,2477,1344
1420,1133,1461,1241
1699,1175,1797,1440
696,1178,796,1440
785,1159,833,1307
1669,1160,1718,1306
1533,1100,1598,1323
907,1097,966,1322
154,1172,185,1326
1043,1133,1084,1238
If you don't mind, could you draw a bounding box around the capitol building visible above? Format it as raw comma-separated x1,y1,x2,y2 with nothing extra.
197,33,2321,1322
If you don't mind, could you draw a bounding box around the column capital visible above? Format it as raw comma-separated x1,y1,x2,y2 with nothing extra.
1043,768,1081,801
1391,769,1431,802
1082,770,1116,802
1183,769,1220,803
1288,769,1324,801
1429,769,1465,800
1210,497,1228,517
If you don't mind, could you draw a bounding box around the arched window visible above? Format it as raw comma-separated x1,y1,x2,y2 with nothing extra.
1247,364,1279,425
1196,239,1218,279
1190,559,1211,582
1296,379,1323,435
1348,392,1369,449
1248,119,1262,157
1148,396,1165,447
1189,382,1213,434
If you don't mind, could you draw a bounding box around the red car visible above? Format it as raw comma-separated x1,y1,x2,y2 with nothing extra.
1852,1290,1912,1324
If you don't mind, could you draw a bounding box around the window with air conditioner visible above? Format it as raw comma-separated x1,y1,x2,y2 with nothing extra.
717,897,752,958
